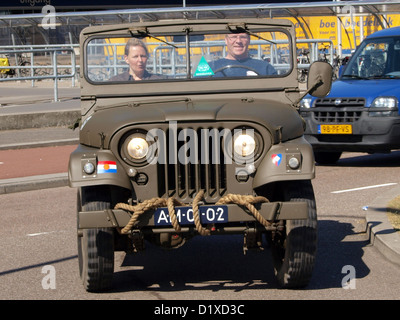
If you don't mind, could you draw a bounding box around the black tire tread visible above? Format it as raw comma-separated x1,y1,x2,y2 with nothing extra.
78,188,115,292
272,180,318,288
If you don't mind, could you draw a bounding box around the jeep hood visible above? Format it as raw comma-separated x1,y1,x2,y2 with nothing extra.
80,99,304,148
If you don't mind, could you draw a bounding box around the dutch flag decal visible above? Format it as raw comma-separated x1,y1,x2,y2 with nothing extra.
97,161,117,174
272,154,282,166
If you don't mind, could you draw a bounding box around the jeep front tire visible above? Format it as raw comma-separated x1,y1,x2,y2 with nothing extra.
268,180,318,288
77,188,115,292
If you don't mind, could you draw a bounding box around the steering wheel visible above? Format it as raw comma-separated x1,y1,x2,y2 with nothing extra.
213,64,260,77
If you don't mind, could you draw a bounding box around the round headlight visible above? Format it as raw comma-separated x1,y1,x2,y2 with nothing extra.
83,162,95,175
233,133,256,157
127,137,149,160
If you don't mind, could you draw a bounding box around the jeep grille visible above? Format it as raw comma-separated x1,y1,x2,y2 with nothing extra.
157,127,228,202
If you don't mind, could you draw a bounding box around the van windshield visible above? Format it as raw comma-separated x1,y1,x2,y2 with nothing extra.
342,36,400,79
85,29,292,83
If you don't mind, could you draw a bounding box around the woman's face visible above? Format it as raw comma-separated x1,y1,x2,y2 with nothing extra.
124,45,148,77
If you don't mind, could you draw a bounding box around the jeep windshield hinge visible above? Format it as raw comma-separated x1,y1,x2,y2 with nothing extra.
227,23,247,32
129,27,178,48
81,95,96,101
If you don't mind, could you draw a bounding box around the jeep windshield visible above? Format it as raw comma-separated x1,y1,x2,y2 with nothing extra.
85,28,292,83
342,36,400,79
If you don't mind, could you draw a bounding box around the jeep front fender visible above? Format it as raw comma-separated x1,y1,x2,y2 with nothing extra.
68,144,131,190
253,136,315,189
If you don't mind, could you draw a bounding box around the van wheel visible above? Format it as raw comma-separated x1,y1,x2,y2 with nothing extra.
314,151,342,165
268,180,317,288
77,188,114,292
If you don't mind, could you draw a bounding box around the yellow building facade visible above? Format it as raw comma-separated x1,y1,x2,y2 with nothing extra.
290,14,400,52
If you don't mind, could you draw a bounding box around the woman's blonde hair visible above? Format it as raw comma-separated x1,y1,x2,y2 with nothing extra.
124,38,149,57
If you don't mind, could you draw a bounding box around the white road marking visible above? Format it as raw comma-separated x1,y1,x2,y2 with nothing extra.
27,231,56,237
26,230,68,237
331,182,398,194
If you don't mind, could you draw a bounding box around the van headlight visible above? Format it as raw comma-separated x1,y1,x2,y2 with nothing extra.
369,97,398,116
299,98,312,109
370,97,397,109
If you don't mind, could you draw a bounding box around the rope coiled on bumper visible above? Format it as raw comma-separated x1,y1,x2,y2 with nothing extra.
115,189,270,235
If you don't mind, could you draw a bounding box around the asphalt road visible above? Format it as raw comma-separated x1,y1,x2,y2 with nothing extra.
1,151,400,302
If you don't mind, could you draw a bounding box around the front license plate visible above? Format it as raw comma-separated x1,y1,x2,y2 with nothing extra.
318,124,352,134
154,205,228,226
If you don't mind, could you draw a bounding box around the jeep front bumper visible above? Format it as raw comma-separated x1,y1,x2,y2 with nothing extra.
78,200,308,233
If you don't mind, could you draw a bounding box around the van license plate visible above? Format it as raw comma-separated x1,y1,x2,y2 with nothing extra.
154,205,228,226
318,124,352,134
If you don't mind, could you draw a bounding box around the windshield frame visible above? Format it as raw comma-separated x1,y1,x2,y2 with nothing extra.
83,26,294,85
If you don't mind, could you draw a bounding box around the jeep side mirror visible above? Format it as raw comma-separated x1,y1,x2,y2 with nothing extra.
307,61,332,98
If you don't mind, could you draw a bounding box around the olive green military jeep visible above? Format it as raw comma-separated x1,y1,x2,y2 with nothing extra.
69,16,332,291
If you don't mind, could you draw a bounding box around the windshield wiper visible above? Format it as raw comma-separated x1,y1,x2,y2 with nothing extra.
366,74,400,79
227,23,276,45
129,27,178,48
341,74,369,80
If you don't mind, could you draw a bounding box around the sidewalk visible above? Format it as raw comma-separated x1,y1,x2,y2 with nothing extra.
0,128,75,193
365,188,400,267
0,127,78,150
0,82,399,267
0,82,79,193
0,81,80,130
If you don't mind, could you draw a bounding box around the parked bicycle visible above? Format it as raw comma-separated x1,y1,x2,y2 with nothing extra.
0,54,12,78
297,48,310,82
0,53,31,78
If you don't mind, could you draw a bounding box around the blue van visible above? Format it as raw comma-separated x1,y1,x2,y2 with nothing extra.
300,26,400,164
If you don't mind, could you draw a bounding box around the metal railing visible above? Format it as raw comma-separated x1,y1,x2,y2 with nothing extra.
296,39,334,69
0,45,78,101
0,38,334,99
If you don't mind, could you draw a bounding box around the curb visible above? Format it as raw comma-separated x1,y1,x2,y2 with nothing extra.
0,173,68,194
0,138,79,150
0,110,80,130
365,187,400,267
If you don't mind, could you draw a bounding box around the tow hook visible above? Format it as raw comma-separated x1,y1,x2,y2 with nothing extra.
243,228,264,255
